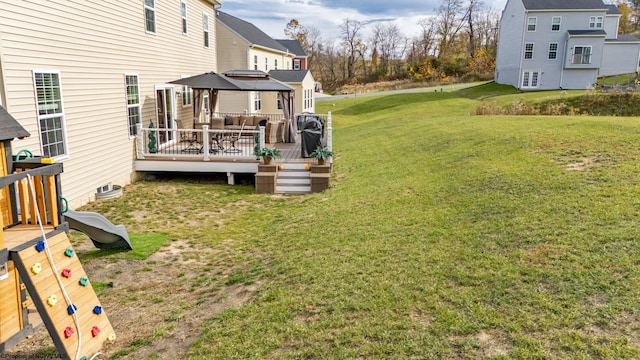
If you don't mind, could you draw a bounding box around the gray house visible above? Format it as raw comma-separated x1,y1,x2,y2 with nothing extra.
495,0,640,90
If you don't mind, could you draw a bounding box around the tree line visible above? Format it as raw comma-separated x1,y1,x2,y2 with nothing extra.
285,0,640,93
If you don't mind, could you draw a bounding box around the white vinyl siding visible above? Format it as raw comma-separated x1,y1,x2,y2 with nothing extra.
125,74,141,137
181,1,187,35
522,71,539,88
548,43,558,60
551,16,561,31
144,0,156,34
524,43,534,59
589,16,603,29
527,17,537,31
34,71,67,158
203,13,209,48
573,46,592,64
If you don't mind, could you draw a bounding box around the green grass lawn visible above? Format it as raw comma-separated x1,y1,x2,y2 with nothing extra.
90,89,640,358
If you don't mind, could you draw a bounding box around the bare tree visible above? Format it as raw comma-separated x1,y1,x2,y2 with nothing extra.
339,18,365,80
435,0,466,58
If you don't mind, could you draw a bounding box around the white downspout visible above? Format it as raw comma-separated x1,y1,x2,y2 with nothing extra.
560,34,568,88
518,10,528,89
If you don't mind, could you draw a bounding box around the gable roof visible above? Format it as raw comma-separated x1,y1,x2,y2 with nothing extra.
0,105,30,141
522,0,607,10
269,70,310,83
216,11,289,53
605,4,621,15
275,40,307,57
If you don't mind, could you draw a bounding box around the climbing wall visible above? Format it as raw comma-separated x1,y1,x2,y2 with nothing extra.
10,231,115,360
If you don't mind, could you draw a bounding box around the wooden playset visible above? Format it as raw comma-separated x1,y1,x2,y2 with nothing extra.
0,106,116,359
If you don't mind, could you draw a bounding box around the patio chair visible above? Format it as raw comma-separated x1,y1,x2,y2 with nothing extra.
222,119,246,153
180,126,203,153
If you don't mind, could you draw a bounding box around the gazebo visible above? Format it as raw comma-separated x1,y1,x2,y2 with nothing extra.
169,70,298,142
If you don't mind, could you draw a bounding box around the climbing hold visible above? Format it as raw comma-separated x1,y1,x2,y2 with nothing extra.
93,305,103,315
47,295,58,306
107,333,117,341
79,277,89,286
67,304,78,315
64,326,74,338
91,326,101,337
31,263,42,275
61,268,72,278
64,248,74,257
35,241,45,252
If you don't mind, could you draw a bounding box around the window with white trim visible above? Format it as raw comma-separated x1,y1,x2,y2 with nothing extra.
254,55,258,70
253,91,262,111
277,93,283,110
572,46,592,64
203,92,210,116
274,59,278,69
125,74,141,137
144,0,156,34
548,42,558,60
551,16,561,31
522,71,539,88
203,13,209,48
293,59,301,70
524,43,534,59
34,71,67,157
589,16,603,29
181,1,188,34
181,85,192,106
527,17,537,31
265,57,268,71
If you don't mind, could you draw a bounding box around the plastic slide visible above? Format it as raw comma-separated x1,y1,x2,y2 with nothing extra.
63,209,133,250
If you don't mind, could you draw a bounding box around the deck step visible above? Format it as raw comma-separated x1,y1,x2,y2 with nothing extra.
275,163,312,194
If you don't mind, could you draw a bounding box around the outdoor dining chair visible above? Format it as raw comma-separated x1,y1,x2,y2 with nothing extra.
222,119,246,153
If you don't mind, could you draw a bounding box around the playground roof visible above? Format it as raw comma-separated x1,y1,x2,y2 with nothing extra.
0,105,30,141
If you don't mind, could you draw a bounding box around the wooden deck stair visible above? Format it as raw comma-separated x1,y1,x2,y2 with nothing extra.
276,163,311,194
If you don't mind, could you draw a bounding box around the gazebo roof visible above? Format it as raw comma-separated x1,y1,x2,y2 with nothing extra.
0,105,30,141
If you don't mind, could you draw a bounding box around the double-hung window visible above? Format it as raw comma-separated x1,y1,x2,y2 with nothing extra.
572,46,592,64
253,92,262,111
254,55,258,70
589,16,603,29
527,17,537,31
551,16,561,31
181,85,192,106
548,43,558,60
181,1,188,34
144,0,156,33
34,71,67,157
274,59,278,70
277,93,283,110
524,43,534,59
203,13,209,48
125,74,141,137
293,59,301,70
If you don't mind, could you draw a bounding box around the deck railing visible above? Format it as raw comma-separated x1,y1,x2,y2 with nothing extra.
0,160,64,229
135,125,265,161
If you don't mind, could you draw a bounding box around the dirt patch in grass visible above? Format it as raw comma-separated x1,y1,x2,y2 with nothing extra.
6,237,261,359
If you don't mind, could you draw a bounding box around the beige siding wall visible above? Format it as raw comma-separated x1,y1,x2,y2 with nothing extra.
0,0,218,208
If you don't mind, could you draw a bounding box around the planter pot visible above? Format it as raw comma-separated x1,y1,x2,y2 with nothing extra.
317,158,326,165
263,157,273,165
95,185,123,200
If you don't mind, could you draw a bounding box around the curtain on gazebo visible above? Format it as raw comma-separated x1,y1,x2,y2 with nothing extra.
281,91,296,143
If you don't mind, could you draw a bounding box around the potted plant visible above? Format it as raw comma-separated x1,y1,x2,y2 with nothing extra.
310,146,334,165
255,146,281,165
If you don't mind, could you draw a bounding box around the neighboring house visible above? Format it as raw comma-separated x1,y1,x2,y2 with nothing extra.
276,39,308,70
0,0,221,208
495,0,640,90
269,70,316,114
215,11,315,114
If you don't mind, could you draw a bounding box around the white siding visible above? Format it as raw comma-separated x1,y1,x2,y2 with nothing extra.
0,0,219,208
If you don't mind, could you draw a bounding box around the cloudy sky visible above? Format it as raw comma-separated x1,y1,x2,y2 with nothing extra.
216,0,508,41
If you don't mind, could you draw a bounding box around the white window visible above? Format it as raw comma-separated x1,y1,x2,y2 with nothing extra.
254,55,258,70
34,71,67,157
548,43,558,60
144,0,156,34
524,43,534,59
293,59,301,70
304,89,313,109
253,92,262,111
181,85,192,106
589,16,603,29
181,1,187,35
125,74,141,137
551,16,561,31
203,13,209,48
276,93,283,110
274,59,278,70
527,17,537,31
572,46,592,64
203,92,210,116
522,71,540,88
265,57,268,71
